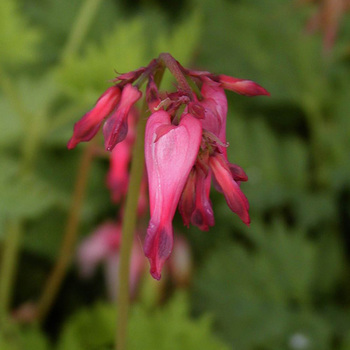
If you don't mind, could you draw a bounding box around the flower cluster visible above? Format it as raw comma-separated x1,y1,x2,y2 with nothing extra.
68,53,269,280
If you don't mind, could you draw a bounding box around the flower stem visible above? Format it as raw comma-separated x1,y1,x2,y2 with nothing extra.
61,0,104,62
36,142,95,322
116,67,164,350
116,103,148,350
159,53,193,97
34,0,103,322
0,220,22,323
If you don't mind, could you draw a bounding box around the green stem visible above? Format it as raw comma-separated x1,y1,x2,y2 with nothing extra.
61,0,104,62
116,103,148,350
36,142,95,322
159,53,193,96
34,0,103,322
0,220,22,323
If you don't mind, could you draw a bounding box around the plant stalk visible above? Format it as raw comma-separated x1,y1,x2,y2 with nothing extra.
0,220,22,323
116,103,148,350
61,0,104,62
36,142,95,322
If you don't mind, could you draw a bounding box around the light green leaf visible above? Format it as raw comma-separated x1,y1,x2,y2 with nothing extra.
0,0,40,68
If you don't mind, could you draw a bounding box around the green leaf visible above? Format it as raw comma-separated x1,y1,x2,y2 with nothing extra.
193,218,342,349
56,10,201,98
193,0,327,105
225,113,308,212
58,293,229,350
0,157,60,219
0,0,40,68
0,323,48,350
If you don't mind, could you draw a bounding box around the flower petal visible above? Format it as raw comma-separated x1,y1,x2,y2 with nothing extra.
144,111,202,279
67,86,121,149
103,84,142,151
218,75,270,97
209,154,250,225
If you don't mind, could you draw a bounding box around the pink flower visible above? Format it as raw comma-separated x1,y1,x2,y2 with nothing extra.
218,75,270,96
77,222,145,300
190,167,215,231
103,84,142,151
68,53,270,280
67,84,141,151
209,154,250,225
144,110,202,280
106,108,137,203
77,222,121,277
67,86,121,149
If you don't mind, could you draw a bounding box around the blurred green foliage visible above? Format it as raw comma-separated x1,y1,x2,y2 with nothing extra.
58,293,228,350
1,0,350,348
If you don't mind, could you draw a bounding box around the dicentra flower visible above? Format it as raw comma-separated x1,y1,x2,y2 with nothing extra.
68,53,269,280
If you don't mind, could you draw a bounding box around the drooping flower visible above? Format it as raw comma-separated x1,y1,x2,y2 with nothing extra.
68,53,269,280
67,86,121,149
67,84,141,151
103,84,142,151
144,110,202,279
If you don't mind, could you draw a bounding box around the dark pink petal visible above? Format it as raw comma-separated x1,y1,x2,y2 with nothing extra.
209,154,250,225
190,168,214,231
218,75,270,97
188,102,205,119
213,162,248,193
106,141,131,203
67,86,121,149
106,109,137,203
199,82,228,157
103,84,142,151
114,67,146,81
144,111,202,279
179,168,197,227
229,163,248,182
146,76,162,113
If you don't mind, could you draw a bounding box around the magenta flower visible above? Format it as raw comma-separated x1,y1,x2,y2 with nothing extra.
67,86,121,149
67,84,141,151
103,84,142,151
68,53,269,280
144,110,202,280
106,108,137,203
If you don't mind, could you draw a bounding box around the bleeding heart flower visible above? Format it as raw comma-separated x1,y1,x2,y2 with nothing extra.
144,110,202,279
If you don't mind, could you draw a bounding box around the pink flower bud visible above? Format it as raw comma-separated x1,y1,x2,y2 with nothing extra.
218,75,270,97
103,84,142,151
67,86,121,149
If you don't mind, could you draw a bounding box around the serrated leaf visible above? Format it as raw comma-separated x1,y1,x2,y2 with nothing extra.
194,218,341,349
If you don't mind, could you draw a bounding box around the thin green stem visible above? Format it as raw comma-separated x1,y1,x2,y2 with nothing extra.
0,220,22,323
159,53,193,96
34,0,103,322
116,102,148,350
61,0,104,62
36,142,95,322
